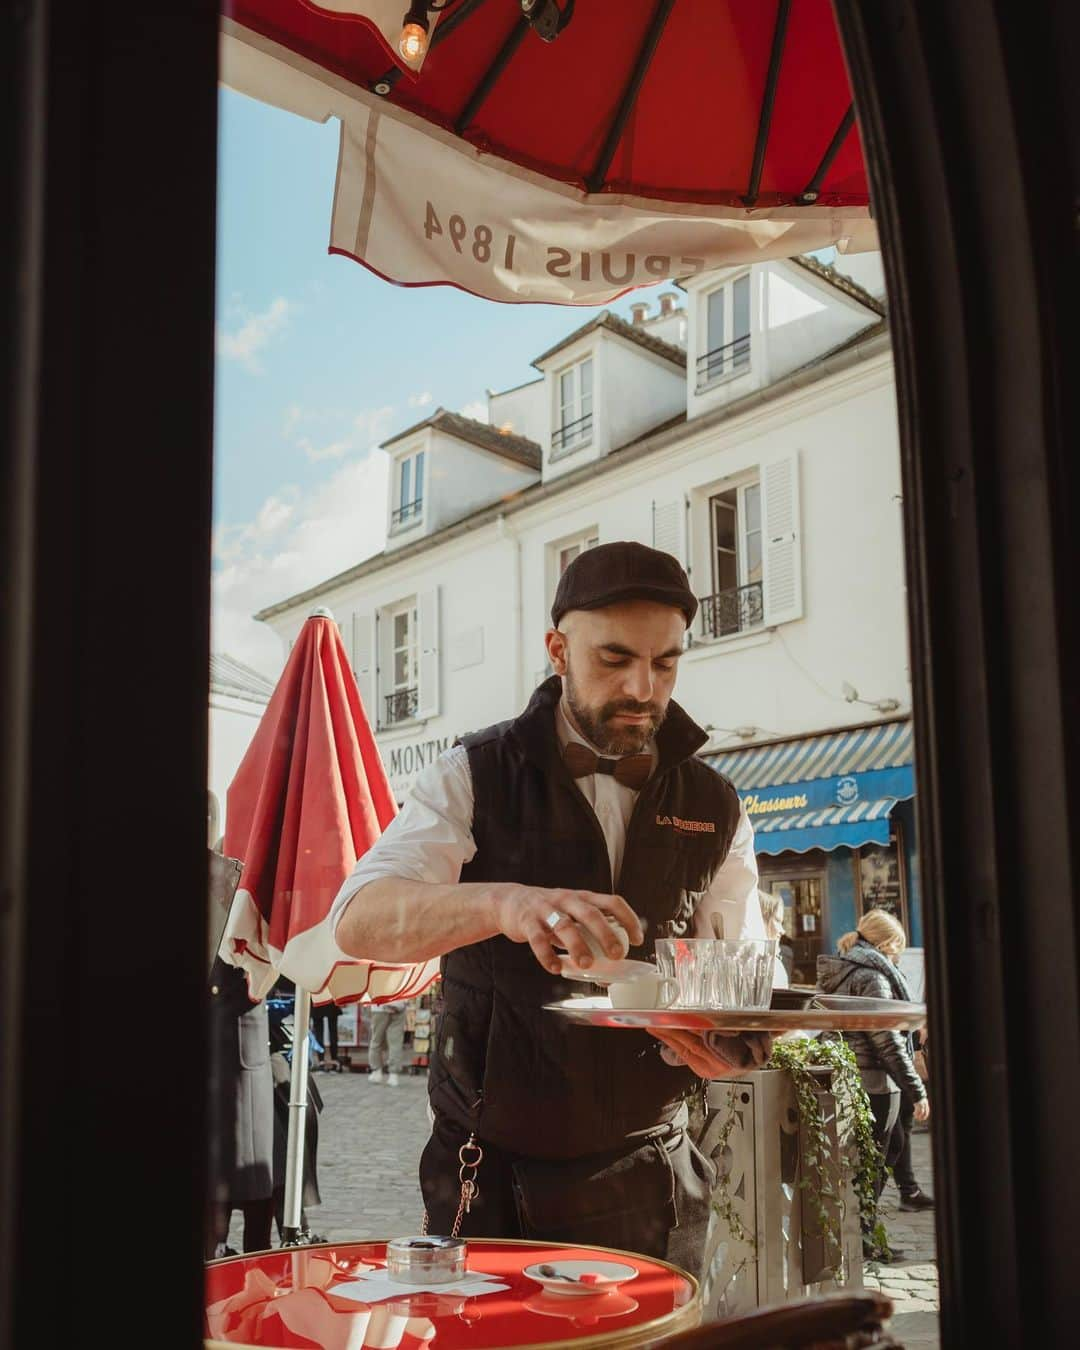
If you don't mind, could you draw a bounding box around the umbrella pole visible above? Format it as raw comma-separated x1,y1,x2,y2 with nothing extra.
281,987,312,1245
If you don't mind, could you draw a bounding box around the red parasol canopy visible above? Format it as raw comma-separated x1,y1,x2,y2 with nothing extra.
218,610,437,1004
221,0,876,304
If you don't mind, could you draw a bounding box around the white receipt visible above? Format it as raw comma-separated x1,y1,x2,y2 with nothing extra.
332,1268,509,1305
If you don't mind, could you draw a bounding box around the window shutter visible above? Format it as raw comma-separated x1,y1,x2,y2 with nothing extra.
761,454,803,626
416,587,441,719
351,611,377,719
652,498,687,565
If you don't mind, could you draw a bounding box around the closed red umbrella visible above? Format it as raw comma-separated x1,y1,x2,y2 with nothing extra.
219,608,437,1005
221,0,876,303
218,609,437,1241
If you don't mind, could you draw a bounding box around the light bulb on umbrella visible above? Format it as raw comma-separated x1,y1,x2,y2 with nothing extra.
399,3,430,61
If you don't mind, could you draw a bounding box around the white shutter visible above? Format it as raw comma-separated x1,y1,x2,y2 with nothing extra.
351,611,377,719
652,497,687,565
416,587,441,719
761,454,803,626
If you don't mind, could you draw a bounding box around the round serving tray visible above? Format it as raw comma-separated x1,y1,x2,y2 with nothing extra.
542,992,926,1032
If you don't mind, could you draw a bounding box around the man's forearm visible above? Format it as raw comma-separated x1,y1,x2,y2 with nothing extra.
335,877,501,963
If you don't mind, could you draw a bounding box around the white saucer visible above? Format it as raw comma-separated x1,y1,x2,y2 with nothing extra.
522,1259,639,1296
558,956,657,986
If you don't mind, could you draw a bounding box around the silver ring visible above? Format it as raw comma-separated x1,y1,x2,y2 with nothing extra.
544,910,565,931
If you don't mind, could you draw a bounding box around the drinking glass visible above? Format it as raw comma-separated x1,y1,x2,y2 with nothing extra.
655,938,719,1007
710,938,777,1010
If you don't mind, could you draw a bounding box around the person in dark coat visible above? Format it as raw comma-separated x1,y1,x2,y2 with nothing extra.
817,908,930,1261
206,957,275,1256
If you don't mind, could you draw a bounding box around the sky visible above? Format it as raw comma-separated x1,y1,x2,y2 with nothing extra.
213,87,673,677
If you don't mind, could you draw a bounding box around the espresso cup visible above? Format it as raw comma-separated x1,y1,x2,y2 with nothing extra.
608,971,678,1009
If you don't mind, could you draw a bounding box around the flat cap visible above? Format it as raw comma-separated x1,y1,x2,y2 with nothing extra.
551,540,698,628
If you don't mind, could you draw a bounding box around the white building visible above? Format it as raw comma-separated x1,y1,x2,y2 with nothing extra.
208,652,275,845
255,254,920,979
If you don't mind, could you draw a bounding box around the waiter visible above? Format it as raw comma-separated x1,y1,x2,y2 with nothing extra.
330,542,769,1273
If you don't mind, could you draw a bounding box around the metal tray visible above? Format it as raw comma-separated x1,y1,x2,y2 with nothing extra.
543,992,927,1032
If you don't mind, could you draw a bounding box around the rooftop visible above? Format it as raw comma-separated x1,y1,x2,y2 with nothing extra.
381,407,541,471
531,310,687,371
210,652,276,705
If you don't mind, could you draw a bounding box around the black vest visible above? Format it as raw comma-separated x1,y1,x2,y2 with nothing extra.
428,677,742,1159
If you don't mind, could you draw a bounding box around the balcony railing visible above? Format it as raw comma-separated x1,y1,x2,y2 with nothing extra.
384,686,418,726
695,334,751,389
551,411,593,453
391,498,423,528
699,582,764,639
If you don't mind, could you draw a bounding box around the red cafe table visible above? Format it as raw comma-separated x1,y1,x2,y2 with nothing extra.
205,1238,700,1350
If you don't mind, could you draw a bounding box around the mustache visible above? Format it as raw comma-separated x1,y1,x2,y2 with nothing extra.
600,699,664,721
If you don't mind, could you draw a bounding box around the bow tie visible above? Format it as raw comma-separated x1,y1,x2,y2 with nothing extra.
562,740,653,791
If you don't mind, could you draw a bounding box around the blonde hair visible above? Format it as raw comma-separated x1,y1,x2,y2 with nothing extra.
757,890,785,930
838,908,906,957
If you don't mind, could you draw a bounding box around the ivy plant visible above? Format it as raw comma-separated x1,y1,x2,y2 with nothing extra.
710,1037,889,1280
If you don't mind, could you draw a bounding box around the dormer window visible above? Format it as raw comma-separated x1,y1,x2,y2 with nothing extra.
698,274,751,390
392,450,425,530
552,357,593,457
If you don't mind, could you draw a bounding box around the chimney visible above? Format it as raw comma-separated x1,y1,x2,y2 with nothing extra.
630,301,650,325
658,292,678,317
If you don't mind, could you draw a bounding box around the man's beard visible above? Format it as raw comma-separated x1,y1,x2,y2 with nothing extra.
564,662,667,755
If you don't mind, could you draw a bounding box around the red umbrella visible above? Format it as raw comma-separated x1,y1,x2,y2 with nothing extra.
219,608,437,1005
221,0,876,304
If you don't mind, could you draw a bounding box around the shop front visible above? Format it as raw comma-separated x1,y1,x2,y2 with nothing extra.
706,719,918,984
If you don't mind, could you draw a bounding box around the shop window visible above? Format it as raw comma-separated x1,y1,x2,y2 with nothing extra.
760,862,826,986
856,830,909,936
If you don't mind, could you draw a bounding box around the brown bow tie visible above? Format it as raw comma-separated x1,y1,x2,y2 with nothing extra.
563,740,653,791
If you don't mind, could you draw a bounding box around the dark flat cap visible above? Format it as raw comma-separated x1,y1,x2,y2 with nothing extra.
551,540,698,628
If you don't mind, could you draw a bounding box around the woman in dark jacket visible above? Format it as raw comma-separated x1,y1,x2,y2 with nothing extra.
817,909,930,1258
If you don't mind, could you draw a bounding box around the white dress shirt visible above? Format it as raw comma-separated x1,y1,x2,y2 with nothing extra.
330,697,763,949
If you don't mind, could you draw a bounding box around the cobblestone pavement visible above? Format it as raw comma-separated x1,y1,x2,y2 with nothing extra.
234,1070,940,1347
864,1126,940,1349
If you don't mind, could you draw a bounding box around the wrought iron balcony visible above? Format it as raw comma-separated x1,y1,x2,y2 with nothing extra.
391,498,423,528
695,334,751,388
384,686,418,726
551,411,593,453
699,582,764,639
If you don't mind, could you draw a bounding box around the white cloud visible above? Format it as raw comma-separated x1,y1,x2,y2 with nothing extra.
282,403,303,435
408,390,433,409
298,436,353,463
217,297,291,374
353,404,396,446
459,399,489,423
211,452,391,675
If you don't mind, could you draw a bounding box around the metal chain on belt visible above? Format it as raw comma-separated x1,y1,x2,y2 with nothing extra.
420,1133,484,1238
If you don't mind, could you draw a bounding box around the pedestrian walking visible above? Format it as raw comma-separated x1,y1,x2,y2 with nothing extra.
312,1000,342,1071
326,542,771,1277
368,999,409,1085
817,908,930,1261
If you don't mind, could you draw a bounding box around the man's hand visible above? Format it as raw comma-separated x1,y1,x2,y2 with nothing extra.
913,1097,930,1123
490,884,644,976
651,1029,774,1080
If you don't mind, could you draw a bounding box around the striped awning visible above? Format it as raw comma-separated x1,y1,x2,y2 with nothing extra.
705,720,914,856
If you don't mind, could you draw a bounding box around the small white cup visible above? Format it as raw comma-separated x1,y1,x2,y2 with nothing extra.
608,972,678,1009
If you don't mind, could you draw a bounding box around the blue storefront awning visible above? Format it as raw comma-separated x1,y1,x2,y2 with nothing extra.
705,721,914,856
